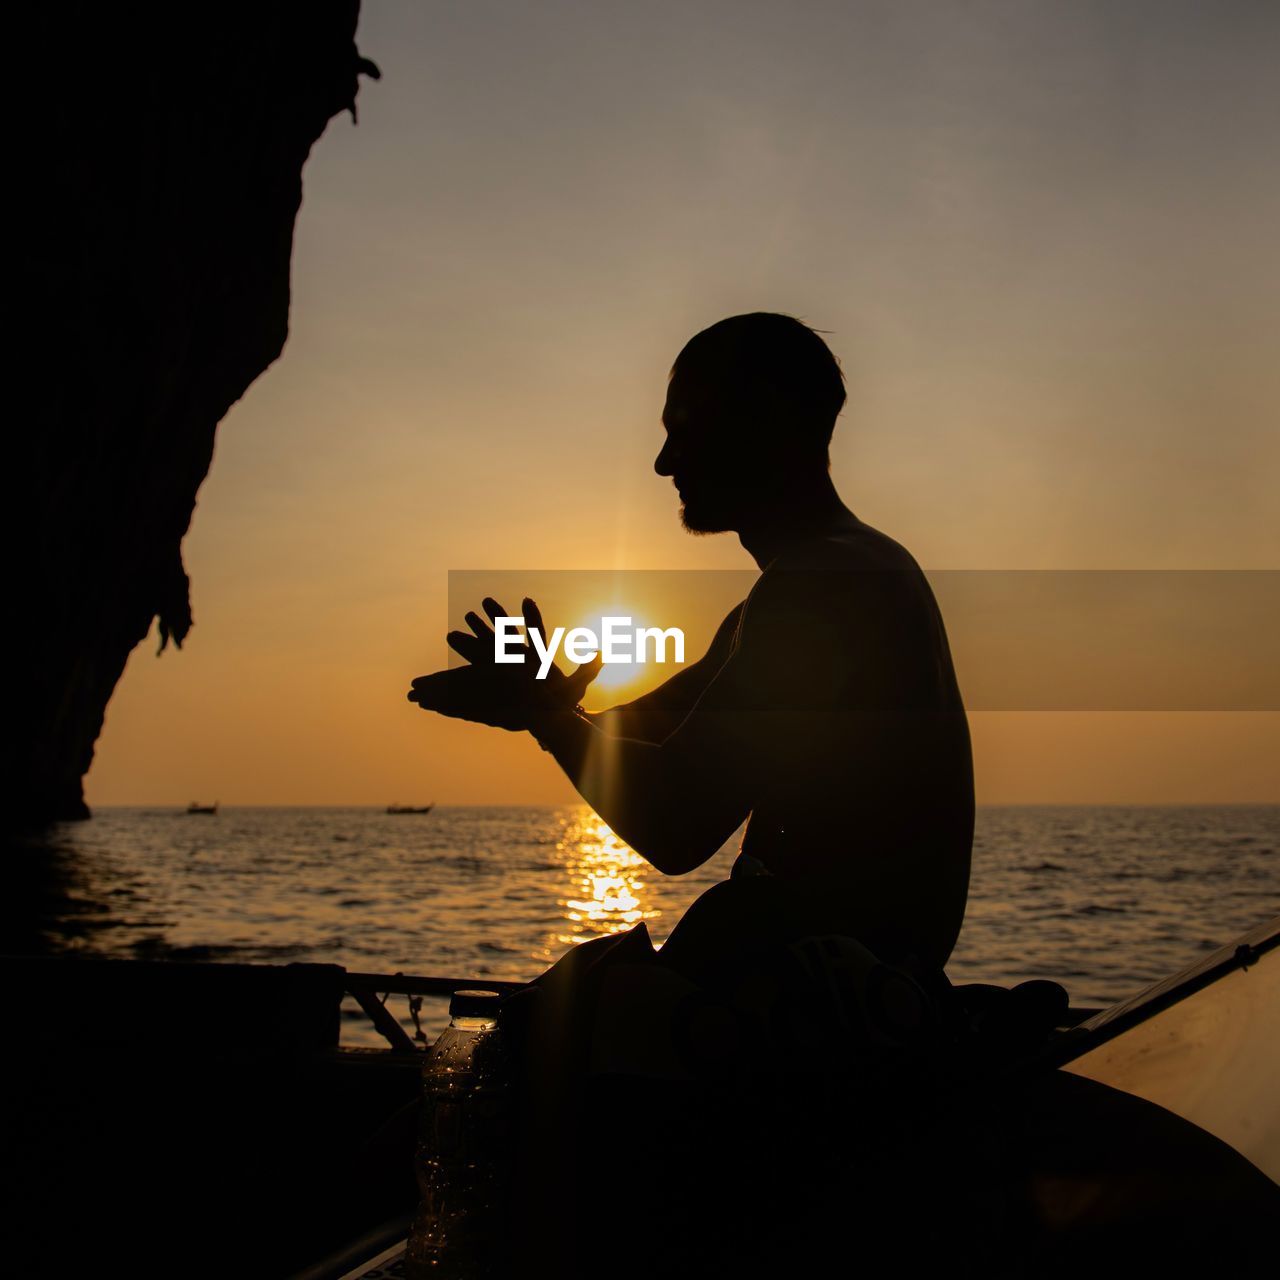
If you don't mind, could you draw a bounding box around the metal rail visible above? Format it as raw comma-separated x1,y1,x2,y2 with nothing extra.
343,971,527,1051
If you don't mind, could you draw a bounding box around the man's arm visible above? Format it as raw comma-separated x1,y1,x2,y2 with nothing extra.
526,571,849,873
410,571,849,874
527,700,746,875
408,595,753,869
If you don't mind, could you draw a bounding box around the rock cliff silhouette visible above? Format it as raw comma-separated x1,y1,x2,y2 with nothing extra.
11,2,379,823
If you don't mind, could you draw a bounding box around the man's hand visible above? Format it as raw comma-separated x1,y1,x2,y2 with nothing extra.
407,596,601,732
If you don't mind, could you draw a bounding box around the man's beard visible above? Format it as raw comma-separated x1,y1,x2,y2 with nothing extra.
679,498,734,535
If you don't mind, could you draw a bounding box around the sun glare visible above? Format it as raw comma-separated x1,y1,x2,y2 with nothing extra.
571,604,672,698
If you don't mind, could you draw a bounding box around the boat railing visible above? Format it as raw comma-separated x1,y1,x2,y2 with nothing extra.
1032,914,1279,1073
343,970,525,1053
341,967,1105,1055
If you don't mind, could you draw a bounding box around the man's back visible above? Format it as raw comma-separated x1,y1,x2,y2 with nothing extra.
679,514,974,969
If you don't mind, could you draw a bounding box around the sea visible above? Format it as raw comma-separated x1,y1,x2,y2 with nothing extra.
33,804,1280,1048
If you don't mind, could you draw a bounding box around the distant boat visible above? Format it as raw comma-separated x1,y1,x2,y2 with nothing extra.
386,803,433,815
186,801,218,815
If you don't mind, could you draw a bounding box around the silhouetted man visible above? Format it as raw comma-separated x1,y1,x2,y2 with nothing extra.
408,315,976,1275
411,312,973,976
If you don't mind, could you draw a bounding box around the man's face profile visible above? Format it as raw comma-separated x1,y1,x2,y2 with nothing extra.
656,364,761,535
655,371,737,535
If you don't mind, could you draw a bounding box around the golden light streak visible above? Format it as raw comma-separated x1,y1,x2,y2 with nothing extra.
550,809,660,949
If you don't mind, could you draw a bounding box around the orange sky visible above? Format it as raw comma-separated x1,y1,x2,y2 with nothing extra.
86,1,1279,807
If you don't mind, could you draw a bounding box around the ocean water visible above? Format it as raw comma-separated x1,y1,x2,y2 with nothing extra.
36,804,1279,1047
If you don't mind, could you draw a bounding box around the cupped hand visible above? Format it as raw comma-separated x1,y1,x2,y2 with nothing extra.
407,595,601,732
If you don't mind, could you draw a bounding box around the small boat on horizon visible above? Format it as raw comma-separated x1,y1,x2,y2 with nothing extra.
386,803,434,815
186,801,218,815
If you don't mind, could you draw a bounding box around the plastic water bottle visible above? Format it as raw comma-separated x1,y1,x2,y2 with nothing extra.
404,989,512,1278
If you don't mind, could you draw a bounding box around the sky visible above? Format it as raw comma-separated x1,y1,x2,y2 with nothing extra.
87,0,1279,806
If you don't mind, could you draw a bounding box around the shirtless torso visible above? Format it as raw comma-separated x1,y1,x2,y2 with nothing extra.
589,511,973,970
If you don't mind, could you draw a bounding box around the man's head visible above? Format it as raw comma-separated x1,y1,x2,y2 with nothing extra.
655,312,846,533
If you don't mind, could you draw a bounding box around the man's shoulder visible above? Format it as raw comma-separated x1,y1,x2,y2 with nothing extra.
746,521,937,651
766,520,924,580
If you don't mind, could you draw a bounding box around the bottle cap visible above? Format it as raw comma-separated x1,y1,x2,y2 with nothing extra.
449,989,502,1019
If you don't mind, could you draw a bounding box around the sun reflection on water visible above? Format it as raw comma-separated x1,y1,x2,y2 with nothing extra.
552,809,661,948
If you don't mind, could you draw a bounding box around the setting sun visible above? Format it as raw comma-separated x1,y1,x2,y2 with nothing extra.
572,605,672,699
